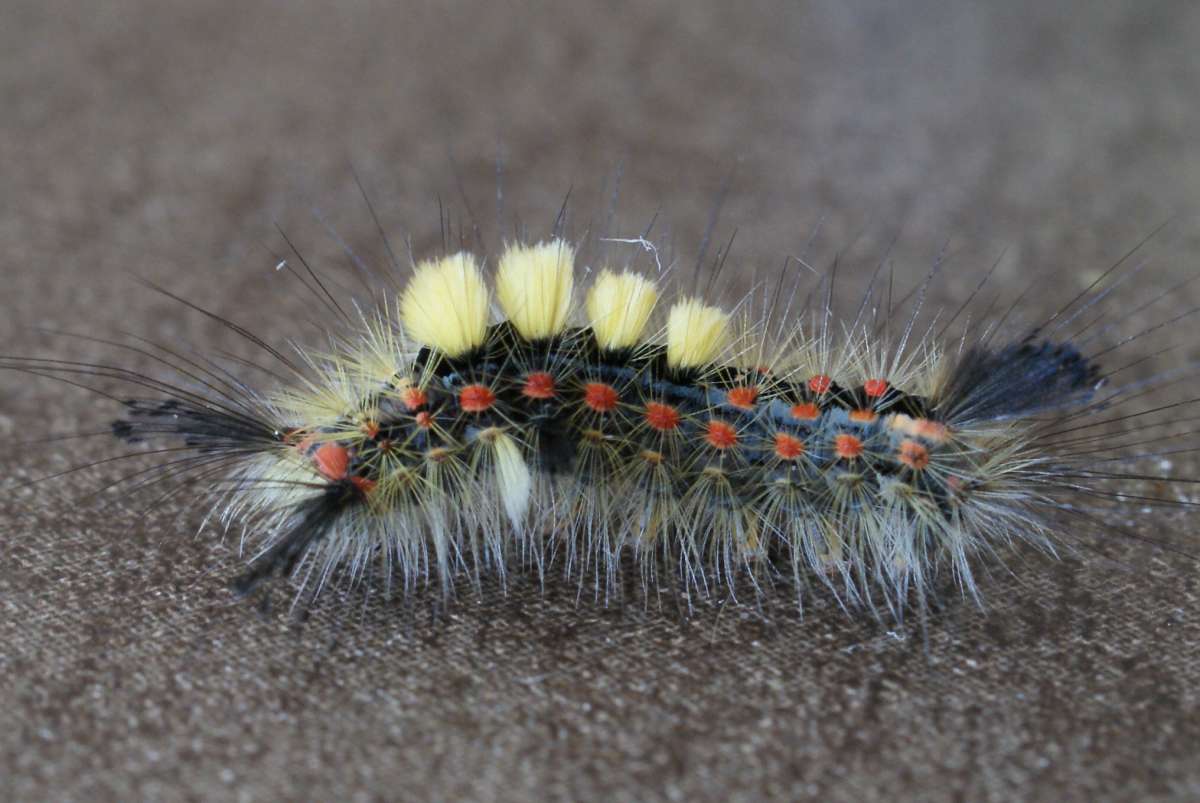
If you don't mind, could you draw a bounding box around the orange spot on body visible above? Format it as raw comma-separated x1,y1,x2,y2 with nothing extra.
361,420,380,439
898,440,930,470
848,409,878,423
522,371,557,400
914,418,949,442
705,419,739,449
415,411,434,428
401,387,428,410
790,402,821,421
808,374,833,394
350,476,377,495
644,402,681,431
583,382,619,413
459,384,496,413
726,386,759,410
834,434,864,459
774,432,805,461
314,442,350,481
887,414,950,443
863,378,889,398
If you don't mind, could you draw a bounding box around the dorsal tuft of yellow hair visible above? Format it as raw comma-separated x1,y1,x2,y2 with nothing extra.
495,240,575,341
400,252,490,358
666,298,730,369
585,269,658,352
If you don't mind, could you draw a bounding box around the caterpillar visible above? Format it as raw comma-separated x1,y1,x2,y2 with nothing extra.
5,192,1196,623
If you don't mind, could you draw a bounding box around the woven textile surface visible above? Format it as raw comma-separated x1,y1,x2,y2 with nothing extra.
2,2,1198,800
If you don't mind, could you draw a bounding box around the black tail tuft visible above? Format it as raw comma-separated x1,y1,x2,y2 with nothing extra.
113,398,280,451
940,338,1103,423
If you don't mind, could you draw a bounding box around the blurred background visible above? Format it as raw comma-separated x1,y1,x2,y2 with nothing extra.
2,1,1198,801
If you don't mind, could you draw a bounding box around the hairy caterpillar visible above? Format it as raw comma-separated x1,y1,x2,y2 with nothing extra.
5,189,1196,624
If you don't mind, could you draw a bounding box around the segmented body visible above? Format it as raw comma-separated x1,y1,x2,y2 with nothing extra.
295,327,960,518
112,239,1101,611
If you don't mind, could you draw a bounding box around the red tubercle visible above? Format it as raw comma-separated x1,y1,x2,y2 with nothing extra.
898,440,930,470
887,413,951,444
726,386,760,410
522,372,557,400
415,411,434,429
459,384,496,413
834,433,864,460
914,419,949,443
361,420,381,439
584,382,619,413
350,476,377,495
790,402,821,421
705,420,739,449
863,378,889,398
848,409,878,423
774,432,805,461
313,442,350,481
401,387,428,411
644,402,681,432
808,374,833,395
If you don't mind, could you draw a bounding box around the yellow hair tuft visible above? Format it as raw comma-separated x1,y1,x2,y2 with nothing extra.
666,297,730,369
585,269,658,351
495,240,575,341
400,252,490,358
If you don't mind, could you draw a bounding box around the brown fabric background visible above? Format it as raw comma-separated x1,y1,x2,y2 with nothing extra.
2,1,1199,801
